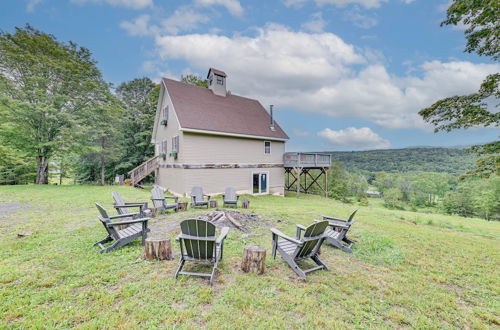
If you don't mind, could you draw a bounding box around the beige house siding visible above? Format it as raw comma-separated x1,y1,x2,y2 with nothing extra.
157,167,185,195
182,132,285,164
154,86,186,164
182,167,284,196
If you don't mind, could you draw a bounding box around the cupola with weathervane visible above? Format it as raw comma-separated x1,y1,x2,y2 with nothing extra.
207,68,227,97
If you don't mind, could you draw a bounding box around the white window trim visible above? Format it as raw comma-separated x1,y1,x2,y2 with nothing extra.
251,171,269,195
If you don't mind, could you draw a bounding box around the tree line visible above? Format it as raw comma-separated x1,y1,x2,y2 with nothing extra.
0,25,206,185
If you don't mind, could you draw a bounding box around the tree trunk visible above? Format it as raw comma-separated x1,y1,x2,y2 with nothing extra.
241,246,266,274
36,156,49,184
143,238,173,260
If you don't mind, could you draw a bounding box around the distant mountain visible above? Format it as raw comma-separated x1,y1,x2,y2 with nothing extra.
323,147,476,174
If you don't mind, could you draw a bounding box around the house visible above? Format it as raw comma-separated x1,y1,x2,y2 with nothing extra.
150,68,289,197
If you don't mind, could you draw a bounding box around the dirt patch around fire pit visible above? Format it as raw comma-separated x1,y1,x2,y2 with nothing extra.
196,209,262,232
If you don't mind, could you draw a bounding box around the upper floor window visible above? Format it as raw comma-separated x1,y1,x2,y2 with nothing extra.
264,141,271,154
161,106,168,125
216,76,223,85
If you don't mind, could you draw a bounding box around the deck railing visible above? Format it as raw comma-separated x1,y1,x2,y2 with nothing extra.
283,152,331,168
128,155,159,184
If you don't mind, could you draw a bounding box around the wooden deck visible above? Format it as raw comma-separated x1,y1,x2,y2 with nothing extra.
284,153,331,198
283,152,331,168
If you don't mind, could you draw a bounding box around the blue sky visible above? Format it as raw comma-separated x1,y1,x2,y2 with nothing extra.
1,0,498,151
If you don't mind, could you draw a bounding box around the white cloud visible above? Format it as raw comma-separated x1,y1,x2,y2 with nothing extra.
121,7,209,36
71,0,153,9
27,0,44,12
293,129,310,137
152,25,499,130
318,127,390,149
161,6,209,35
120,14,155,36
283,0,308,8
195,0,244,16
344,7,378,28
302,12,327,32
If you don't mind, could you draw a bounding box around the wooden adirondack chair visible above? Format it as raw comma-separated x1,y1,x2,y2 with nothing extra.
94,203,150,253
222,187,239,207
175,219,229,285
321,210,357,253
112,191,149,218
151,185,179,214
271,220,329,279
190,186,210,208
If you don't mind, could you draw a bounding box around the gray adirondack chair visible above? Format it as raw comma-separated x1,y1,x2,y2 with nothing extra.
112,191,149,218
222,187,239,207
151,185,179,214
321,209,357,253
271,220,329,279
190,186,210,208
175,219,229,285
94,203,150,253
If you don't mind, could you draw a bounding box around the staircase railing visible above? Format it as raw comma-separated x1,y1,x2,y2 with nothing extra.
128,155,159,185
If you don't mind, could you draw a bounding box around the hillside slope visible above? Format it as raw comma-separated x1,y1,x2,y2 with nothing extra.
326,147,476,174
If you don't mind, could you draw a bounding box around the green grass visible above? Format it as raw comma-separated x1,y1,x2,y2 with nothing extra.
0,185,499,328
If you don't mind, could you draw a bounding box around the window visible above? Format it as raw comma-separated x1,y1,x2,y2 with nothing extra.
264,141,271,154
172,135,179,152
161,140,167,154
161,106,168,125
216,75,223,85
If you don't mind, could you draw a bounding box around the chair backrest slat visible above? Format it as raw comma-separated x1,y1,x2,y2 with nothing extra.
180,219,216,260
191,187,203,202
112,191,128,215
95,203,119,239
151,186,164,209
296,220,328,258
225,187,236,201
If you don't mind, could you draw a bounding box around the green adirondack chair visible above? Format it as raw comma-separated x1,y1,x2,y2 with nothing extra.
321,209,357,253
190,186,210,208
94,203,150,253
271,220,329,279
112,191,149,218
151,185,179,214
222,187,239,208
175,219,229,285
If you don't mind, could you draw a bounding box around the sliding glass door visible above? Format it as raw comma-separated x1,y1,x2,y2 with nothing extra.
252,172,268,195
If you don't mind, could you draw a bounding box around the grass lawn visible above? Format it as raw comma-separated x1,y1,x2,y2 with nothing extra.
0,185,499,328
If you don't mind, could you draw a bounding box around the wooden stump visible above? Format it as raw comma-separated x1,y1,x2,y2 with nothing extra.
178,202,188,211
242,198,250,209
241,246,266,274
143,238,173,260
209,200,218,208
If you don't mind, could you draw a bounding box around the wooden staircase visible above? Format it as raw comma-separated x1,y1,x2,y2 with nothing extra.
128,155,159,185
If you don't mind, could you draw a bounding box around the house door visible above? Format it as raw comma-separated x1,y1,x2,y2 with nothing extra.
252,172,268,194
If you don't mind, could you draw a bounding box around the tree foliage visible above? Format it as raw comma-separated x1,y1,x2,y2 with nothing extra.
0,25,115,184
181,74,208,88
419,0,499,178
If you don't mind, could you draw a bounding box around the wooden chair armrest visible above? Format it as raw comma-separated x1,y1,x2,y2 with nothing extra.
151,198,165,201
204,195,211,201
108,217,149,227
177,234,216,241
296,224,307,239
216,227,230,244
108,213,140,219
124,202,147,207
270,228,302,245
164,196,178,202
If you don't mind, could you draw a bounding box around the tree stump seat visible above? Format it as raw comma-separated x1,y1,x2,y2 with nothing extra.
143,238,173,260
241,246,266,274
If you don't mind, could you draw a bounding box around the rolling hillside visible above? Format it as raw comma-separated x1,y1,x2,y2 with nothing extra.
325,147,476,174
